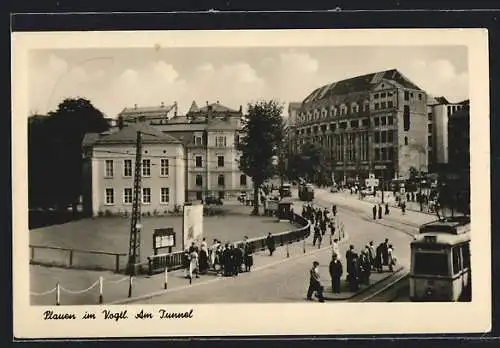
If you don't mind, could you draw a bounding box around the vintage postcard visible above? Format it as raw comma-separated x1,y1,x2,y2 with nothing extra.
12,28,490,338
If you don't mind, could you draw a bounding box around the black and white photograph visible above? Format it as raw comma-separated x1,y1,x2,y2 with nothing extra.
12,29,490,337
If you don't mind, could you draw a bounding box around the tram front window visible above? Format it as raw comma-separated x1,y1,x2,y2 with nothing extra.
414,252,449,276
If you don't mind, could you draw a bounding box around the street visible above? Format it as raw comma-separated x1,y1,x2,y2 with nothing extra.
131,189,427,304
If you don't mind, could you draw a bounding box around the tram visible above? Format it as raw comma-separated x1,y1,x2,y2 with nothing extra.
409,216,471,302
298,182,314,202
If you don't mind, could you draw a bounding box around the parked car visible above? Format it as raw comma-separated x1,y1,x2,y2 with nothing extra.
204,196,223,206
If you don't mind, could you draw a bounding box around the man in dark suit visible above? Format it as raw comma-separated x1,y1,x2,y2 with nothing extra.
372,205,377,220
329,254,343,293
266,232,275,256
381,238,390,267
232,243,244,276
378,204,383,219
306,261,325,302
313,222,322,247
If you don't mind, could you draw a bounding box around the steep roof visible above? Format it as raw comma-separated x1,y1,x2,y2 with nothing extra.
198,102,238,113
434,96,450,105
118,103,176,120
303,69,423,104
188,101,199,113
93,123,181,145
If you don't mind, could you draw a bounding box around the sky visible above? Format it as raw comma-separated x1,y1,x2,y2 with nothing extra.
28,46,468,118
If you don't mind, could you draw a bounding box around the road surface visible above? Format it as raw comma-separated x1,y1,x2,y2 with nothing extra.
132,190,424,304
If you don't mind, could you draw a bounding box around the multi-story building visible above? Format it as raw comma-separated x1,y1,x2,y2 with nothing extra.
82,123,186,217
293,69,429,184
427,96,468,172
116,101,252,202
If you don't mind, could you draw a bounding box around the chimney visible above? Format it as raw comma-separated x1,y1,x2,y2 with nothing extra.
239,105,242,113
206,101,209,106
160,101,164,108
118,115,124,130
134,104,138,109
217,100,220,104
174,101,178,116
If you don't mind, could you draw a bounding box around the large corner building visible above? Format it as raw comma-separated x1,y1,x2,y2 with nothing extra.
291,69,430,184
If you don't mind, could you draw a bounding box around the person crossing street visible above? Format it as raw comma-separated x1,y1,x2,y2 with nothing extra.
306,261,325,302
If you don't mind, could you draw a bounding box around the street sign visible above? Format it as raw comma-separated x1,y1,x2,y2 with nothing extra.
365,178,379,188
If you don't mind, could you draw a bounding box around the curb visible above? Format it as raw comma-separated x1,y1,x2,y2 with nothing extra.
323,266,405,301
109,234,351,305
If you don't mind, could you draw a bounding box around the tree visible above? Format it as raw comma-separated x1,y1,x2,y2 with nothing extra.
28,98,109,213
237,100,285,215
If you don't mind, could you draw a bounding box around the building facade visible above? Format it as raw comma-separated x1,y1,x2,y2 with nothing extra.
82,123,186,217
292,69,429,184
426,96,468,172
118,101,253,202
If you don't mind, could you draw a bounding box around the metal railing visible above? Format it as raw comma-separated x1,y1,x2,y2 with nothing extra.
29,245,127,273
146,213,311,275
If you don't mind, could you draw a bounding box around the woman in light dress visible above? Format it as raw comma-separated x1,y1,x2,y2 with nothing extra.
388,244,397,272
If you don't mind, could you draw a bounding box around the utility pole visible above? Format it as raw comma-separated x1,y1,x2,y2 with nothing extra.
127,131,142,276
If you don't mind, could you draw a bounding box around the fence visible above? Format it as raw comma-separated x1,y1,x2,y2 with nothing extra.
29,245,127,273
146,213,311,275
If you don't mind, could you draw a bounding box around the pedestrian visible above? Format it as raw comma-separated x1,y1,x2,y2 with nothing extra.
189,249,200,280
289,207,295,223
313,222,322,247
199,241,209,275
320,218,327,236
306,261,325,302
232,243,244,276
329,220,336,239
359,249,371,285
182,249,191,279
222,243,232,277
266,232,275,256
345,245,355,282
385,202,390,215
349,252,360,292
323,207,329,222
381,238,390,267
332,204,337,217
388,244,396,272
401,201,406,215
367,241,376,270
332,238,340,258
375,242,384,272
378,204,383,219
329,254,343,294
372,205,377,220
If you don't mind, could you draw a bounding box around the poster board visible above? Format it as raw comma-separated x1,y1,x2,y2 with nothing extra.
182,203,204,250
153,228,176,255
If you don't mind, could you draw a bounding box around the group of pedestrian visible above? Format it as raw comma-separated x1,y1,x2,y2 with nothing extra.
301,203,338,247
306,237,397,302
372,203,390,220
183,236,255,280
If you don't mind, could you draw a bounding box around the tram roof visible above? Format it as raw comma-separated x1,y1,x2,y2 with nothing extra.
419,216,470,235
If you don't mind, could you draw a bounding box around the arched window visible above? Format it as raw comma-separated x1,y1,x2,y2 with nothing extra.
240,174,247,186
404,136,409,145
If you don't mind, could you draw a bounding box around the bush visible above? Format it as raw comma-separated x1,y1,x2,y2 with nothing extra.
104,209,113,217
97,210,104,217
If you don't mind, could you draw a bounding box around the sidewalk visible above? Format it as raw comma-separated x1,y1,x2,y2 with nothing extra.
313,188,437,228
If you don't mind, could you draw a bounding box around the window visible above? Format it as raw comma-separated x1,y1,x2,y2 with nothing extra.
380,116,387,126
161,187,170,204
161,159,169,176
123,159,132,177
374,117,380,126
375,149,380,160
339,122,347,130
410,92,414,98
196,191,203,200
447,105,452,116
428,135,432,147
388,100,393,109
381,102,387,109
388,116,394,125
142,159,151,176
413,252,449,276
418,93,423,101
374,132,380,143
374,103,380,110
218,174,225,186
313,126,319,133
240,174,247,186
320,124,327,132
350,120,359,128
381,131,387,143
404,91,409,101
374,93,379,99
195,156,203,168
195,175,203,187
388,148,394,161
403,105,410,131
142,188,151,204
381,92,386,98
452,247,462,274
428,113,433,121
216,136,227,147
218,191,225,200
105,160,114,177
217,156,224,167
123,188,133,204
105,188,114,205
330,123,336,132
235,134,240,145
362,119,370,127
428,124,433,133
381,148,387,160
194,136,203,145
388,130,394,142
404,136,409,145
462,244,470,269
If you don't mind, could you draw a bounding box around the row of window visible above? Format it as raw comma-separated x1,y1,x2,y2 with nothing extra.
374,147,395,161
105,159,169,178
195,174,248,187
194,155,226,168
105,187,170,205
373,91,394,99
373,101,394,111
192,135,230,147
298,115,395,136
374,130,395,144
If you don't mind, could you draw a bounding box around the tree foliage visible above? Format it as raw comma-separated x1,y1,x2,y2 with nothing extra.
287,142,331,185
237,100,285,214
28,98,109,211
